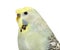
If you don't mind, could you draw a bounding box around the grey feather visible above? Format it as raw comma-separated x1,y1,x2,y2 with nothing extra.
48,33,60,50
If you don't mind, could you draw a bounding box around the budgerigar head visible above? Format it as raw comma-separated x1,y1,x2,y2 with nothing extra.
16,7,40,32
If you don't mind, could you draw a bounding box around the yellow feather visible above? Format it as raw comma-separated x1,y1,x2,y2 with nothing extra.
16,7,32,14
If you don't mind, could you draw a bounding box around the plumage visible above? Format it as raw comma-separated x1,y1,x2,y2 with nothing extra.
48,34,60,50
16,7,60,50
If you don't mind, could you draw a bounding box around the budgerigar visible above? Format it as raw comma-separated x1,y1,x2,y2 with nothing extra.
16,7,60,50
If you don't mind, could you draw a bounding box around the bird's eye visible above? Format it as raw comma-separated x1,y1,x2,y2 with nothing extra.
24,12,28,15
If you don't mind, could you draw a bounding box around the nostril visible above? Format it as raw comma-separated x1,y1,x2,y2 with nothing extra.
16,14,21,21
17,14,20,17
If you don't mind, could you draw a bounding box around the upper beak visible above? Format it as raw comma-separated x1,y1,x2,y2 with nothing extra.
16,14,28,29
16,14,21,22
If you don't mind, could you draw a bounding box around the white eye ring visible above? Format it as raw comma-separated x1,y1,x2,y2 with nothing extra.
24,12,28,15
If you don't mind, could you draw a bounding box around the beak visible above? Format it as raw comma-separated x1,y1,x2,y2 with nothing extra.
16,13,28,30
16,14,21,22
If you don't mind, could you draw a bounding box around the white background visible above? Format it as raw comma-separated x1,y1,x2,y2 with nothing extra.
0,0,60,50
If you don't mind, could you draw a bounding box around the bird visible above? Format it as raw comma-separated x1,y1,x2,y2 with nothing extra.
16,7,60,50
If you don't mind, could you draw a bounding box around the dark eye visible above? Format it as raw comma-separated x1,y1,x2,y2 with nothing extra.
24,12,28,15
